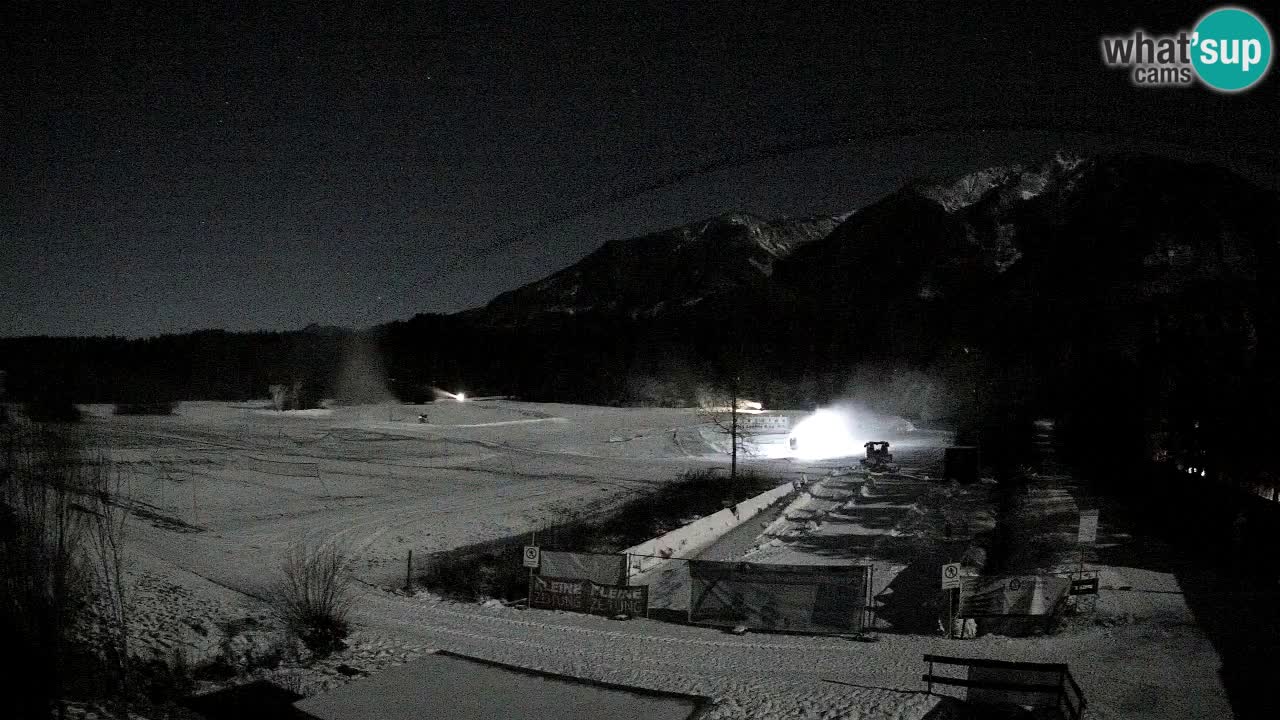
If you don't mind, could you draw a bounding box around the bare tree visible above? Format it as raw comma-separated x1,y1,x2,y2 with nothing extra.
2,425,133,718
699,378,763,488
2,425,93,718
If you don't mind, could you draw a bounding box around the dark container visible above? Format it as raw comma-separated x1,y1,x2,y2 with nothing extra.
944,446,980,484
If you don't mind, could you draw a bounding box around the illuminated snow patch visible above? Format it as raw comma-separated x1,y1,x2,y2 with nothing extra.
787,408,862,460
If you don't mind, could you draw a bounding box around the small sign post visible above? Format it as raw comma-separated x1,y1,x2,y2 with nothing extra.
523,545,540,569
1076,510,1099,613
524,532,540,605
941,562,961,590
941,563,961,638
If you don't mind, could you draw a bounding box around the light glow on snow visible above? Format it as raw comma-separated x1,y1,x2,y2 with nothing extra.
787,408,862,460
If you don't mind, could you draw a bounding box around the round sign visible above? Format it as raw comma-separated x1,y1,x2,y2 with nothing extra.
1008,578,1022,591
944,565,958,579
524,547,538,560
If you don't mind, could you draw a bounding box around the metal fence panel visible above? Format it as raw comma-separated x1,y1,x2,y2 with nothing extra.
958,575,1070,616
688,561,868,634
539,550,627,585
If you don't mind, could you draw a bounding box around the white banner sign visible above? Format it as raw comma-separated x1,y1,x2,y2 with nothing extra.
1077,510,1099,544
740,415,790,431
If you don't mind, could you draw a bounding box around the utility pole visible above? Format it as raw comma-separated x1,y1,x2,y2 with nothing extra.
730,375,738,483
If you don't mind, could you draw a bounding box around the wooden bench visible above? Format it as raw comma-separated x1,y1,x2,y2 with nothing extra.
922,654,1086,720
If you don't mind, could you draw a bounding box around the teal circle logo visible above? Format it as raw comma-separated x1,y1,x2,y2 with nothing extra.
1192,7,1272,91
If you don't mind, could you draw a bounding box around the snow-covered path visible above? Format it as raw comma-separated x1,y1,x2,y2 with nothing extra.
355,590,939,720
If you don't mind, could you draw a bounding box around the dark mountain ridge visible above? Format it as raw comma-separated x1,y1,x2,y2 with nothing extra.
478,211,841,323
3,151,1276,479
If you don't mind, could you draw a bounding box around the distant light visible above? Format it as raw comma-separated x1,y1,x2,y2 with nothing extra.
456,392,466,402
1200,469,1206,477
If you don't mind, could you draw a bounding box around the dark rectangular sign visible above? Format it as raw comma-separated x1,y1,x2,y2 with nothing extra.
529,575,648,617
529,576,587,611
587,582,648,616
1069,578,1099,596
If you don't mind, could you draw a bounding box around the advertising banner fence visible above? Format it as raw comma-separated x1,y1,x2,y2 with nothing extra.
528,575,648,617
687,561,869,634
740,414,790,432
538,550,627,585
958,575,1070,617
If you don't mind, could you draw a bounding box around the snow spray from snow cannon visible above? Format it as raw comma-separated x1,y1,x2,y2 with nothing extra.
431,387,467,402
787,407,864,460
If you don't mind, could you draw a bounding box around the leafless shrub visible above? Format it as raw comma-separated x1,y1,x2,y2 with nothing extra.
135,648,195,704
269,381,322,411
272,669,306,697
269,541,353,657
85,455,131,696
2,425,94,717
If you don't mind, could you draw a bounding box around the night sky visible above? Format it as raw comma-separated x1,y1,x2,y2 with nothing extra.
4,1,1276,337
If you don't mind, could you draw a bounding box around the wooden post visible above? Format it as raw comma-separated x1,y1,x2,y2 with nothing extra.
946,588,953,639
730,377,738,483
1077,541,1087,613
1059,669,1067,717
406,550,413,593
949,548,955,639
864,565,873,631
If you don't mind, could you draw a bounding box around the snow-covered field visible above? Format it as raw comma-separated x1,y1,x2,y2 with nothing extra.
79,400,1233,719
92,400,750,593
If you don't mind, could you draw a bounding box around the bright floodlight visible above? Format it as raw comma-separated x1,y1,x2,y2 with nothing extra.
788,408,860,460
456,392,466,402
